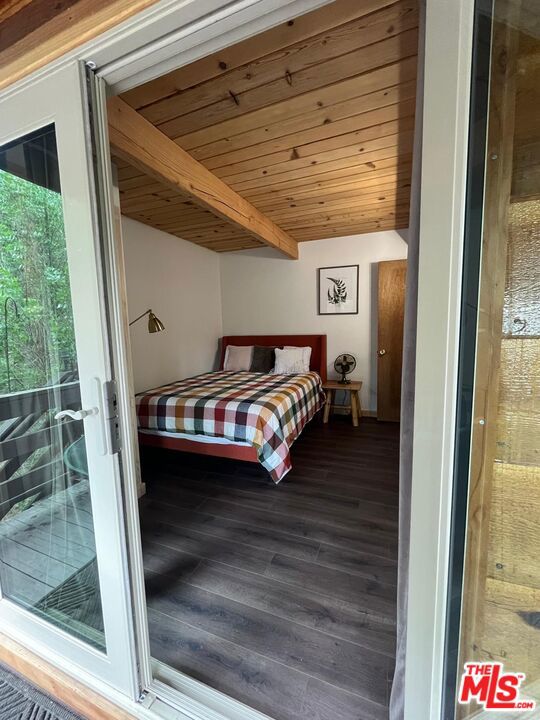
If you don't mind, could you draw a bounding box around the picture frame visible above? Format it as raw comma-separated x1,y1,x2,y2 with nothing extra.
317,265,359,315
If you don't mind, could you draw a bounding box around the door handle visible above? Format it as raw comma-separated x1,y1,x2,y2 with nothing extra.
378,349,387,356
54,407,98,421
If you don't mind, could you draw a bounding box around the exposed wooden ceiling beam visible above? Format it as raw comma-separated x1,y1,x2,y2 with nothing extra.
108,97,298,259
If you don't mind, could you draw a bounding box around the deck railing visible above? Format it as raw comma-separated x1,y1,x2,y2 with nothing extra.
0,381,82,519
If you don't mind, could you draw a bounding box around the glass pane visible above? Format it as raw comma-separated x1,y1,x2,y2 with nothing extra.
455,0,539,715
0,125,105,651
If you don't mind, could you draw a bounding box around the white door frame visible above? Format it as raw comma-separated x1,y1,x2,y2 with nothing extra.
0,0,478,717
405,0,477,717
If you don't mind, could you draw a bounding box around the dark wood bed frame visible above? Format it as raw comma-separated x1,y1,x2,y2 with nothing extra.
137,334,327,463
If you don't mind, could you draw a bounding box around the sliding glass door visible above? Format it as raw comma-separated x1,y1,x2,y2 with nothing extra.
445,0,540,715
0,63,138,697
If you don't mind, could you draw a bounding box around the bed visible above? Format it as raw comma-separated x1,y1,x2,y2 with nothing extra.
136,335,327,482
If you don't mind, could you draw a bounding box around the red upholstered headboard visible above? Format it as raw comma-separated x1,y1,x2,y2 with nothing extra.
220,335,327,382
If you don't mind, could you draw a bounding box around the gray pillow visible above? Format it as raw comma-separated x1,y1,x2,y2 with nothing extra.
250,346,275,373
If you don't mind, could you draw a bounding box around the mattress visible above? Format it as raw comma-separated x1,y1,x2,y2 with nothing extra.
135,370,325,482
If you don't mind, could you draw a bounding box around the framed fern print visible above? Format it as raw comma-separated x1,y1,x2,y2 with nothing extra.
317,265,359,315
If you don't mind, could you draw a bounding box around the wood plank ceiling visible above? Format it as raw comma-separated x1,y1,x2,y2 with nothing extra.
114,0,418,253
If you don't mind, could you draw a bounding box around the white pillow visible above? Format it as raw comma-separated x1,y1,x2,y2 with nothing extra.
274,347,306,375
284,345,312,372
223,345,253,371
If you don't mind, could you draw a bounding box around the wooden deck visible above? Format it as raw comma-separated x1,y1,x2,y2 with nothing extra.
0,377,105,647
140,416,399,720
0,480,104,649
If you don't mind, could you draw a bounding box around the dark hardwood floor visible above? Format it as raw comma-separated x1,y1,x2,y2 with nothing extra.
139,416,399,720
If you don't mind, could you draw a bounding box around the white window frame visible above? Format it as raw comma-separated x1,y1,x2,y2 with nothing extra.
0,0,478,717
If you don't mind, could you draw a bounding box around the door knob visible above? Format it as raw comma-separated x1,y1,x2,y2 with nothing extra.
378,349,387,356
54,407,98,421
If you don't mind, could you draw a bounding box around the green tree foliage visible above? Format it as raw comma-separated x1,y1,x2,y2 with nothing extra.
0,170,77,394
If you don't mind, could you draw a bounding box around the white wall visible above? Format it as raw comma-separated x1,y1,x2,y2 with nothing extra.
122,217,222,393
122,220,407,411
219,231,408,412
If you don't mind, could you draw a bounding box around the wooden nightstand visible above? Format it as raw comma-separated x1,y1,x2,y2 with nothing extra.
322,380,363,427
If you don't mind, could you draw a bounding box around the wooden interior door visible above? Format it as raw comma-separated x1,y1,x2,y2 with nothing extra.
377,259,407,422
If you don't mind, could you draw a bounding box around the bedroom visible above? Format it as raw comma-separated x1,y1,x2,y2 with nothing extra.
110,1,416,719
3,0,540,717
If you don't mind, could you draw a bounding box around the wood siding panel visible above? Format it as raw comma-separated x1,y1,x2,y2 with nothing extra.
0,0,161,91
458,16,519,668
458,14,540,711
488,463,540,589
497,338,540,466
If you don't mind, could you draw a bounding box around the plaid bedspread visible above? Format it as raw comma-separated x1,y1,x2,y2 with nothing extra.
135,371,325,482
